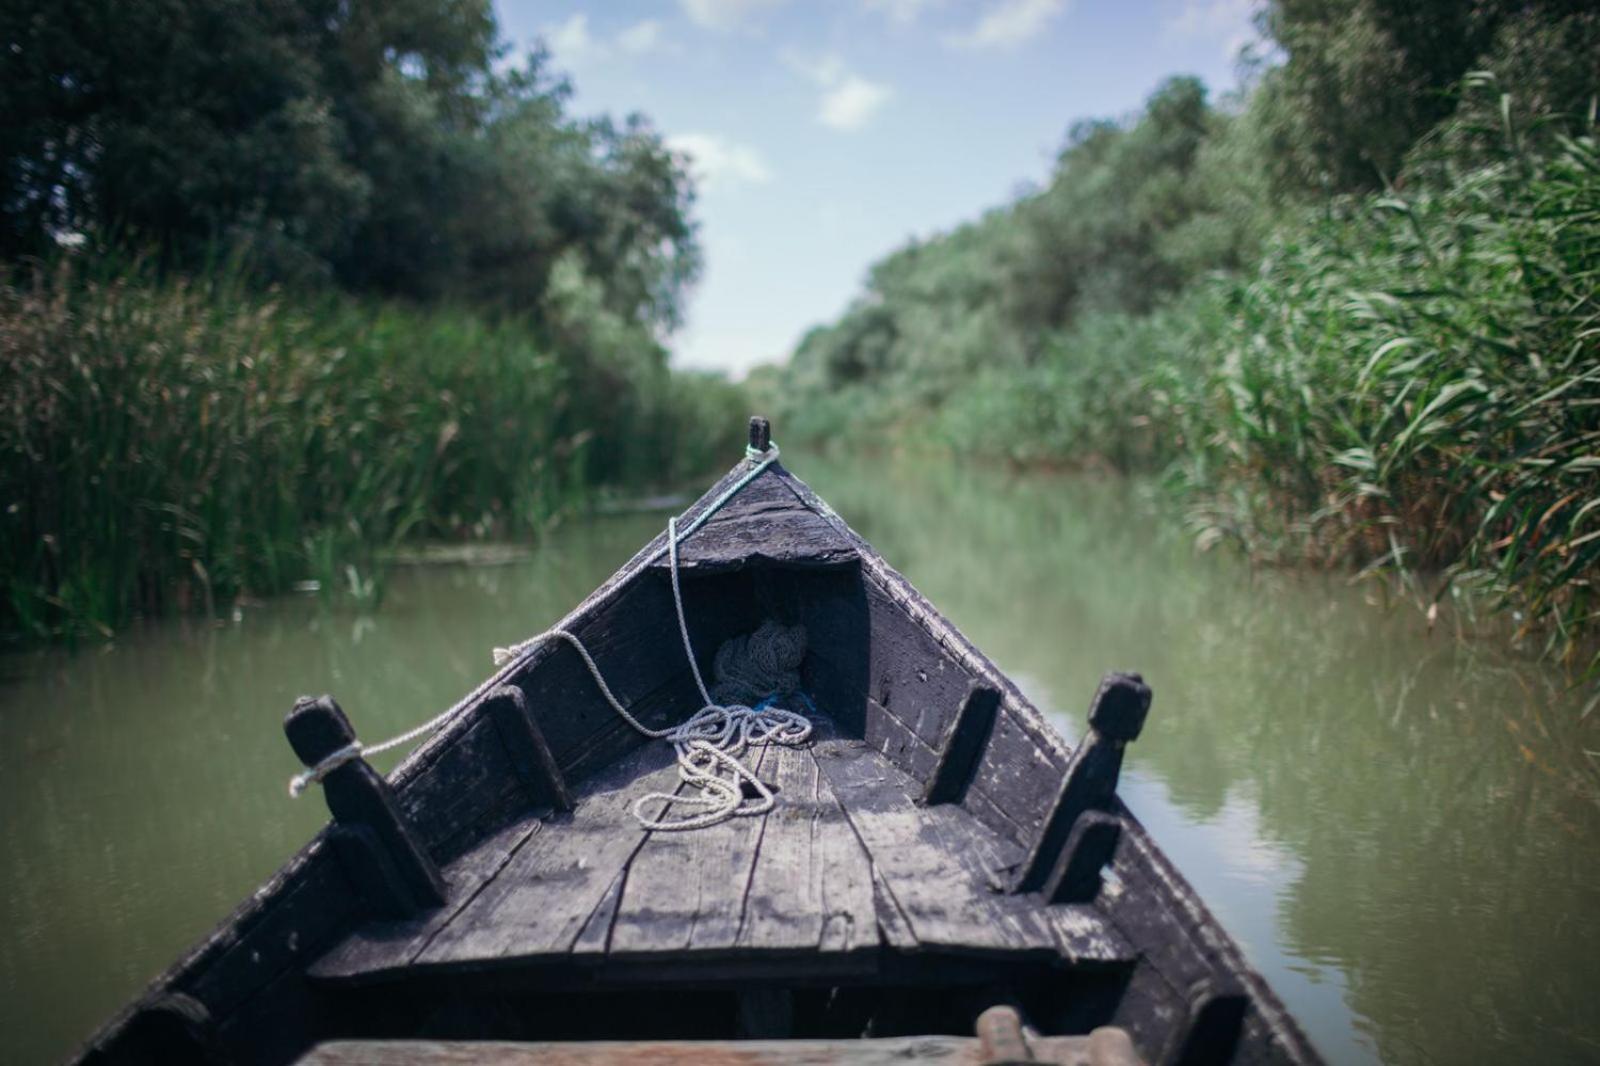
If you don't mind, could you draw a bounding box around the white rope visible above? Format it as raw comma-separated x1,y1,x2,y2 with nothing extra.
289,440,814,831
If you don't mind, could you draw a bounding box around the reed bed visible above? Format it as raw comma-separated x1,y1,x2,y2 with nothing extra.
1168,132,1599,669
0,263,745,641
873,132,1600,670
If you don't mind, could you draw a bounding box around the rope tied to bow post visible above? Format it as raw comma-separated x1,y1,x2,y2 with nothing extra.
289,431,818,831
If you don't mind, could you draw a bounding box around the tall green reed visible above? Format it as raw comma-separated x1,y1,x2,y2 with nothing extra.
0,260,745,642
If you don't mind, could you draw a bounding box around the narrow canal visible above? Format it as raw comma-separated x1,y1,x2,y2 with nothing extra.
3,452,1597,1064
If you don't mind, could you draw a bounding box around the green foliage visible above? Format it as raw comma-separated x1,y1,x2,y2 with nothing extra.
0,261,744,641
1173,132,1600,664
775,3,1599,667
0,0,699,328
783,76,1271,415
1253,0,1599,192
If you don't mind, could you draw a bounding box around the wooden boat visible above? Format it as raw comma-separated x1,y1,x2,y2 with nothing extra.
76,418,1321,1066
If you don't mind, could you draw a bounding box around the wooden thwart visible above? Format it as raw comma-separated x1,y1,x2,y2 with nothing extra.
298,1030,1148,1065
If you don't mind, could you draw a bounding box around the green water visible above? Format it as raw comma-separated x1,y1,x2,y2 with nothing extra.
3,454,1597,1064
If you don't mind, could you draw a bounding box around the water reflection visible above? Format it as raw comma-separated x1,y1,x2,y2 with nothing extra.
797,452,1600,1066
2,454,1597,1064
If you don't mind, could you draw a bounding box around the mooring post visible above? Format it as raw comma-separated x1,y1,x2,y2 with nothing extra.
284,695,446,918
1014,672,1150,894
749,415,771,454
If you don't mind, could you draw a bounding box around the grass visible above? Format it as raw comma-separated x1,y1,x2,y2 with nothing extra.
0,259,746,642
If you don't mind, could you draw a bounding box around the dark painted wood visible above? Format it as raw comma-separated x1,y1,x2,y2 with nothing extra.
609,744,774,955
1161,979,1249,1066
416,744,686,967
285,695,445,915
734,741,877,954
85,993,223,1065
811,729,1131,964
922,682,1001,806
749,415,771,452
650,471,859,574
484,685,572,811
298,1033,1116,1065
1014,674,1150,894
1102,827,1312,1063
960,701,1070,845
860,578,974,753
184,846,358,1017
311,815,545,980
1043,811,1123,905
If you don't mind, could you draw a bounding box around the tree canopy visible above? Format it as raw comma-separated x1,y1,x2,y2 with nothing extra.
0,0,699,329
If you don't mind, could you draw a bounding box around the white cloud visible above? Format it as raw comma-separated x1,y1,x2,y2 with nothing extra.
864,0,939,24
617,19,664,54
819,76,892,131
545,13,595,59
667,133,774,191
1165,0,1262,59
946,0,1066,49
680,0,784,31
784,50,892,132
542,15,666,65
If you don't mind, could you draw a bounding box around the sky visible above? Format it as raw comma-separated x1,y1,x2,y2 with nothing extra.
491,0,1263,377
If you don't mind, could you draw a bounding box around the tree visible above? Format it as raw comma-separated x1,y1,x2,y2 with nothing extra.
0,0,699,330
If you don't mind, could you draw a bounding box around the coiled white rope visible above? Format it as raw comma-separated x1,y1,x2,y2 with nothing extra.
290,441,815,831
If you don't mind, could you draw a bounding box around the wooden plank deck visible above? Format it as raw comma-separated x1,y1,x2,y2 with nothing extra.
309,722,1132,984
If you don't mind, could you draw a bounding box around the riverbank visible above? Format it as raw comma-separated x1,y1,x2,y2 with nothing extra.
771,119,1600,676
0,261,746,644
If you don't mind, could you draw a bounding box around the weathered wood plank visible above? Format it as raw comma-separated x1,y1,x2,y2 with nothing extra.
309,814,545,980
961,701,1072,846
570,870,627,955
1102,826,1317,1064
922,682,1000,806
862,696,939,783
183,846,359,1016
394,712,527,859
861,578,974,752
485,685,572,810
608,745,774,955
298,1033,1111,1065
870,869,918,951
650,470,860,574
810,730,1130,963
733,742,877,954
416,744,683,967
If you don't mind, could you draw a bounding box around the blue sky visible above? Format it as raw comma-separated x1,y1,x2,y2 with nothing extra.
492,1,1262,376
